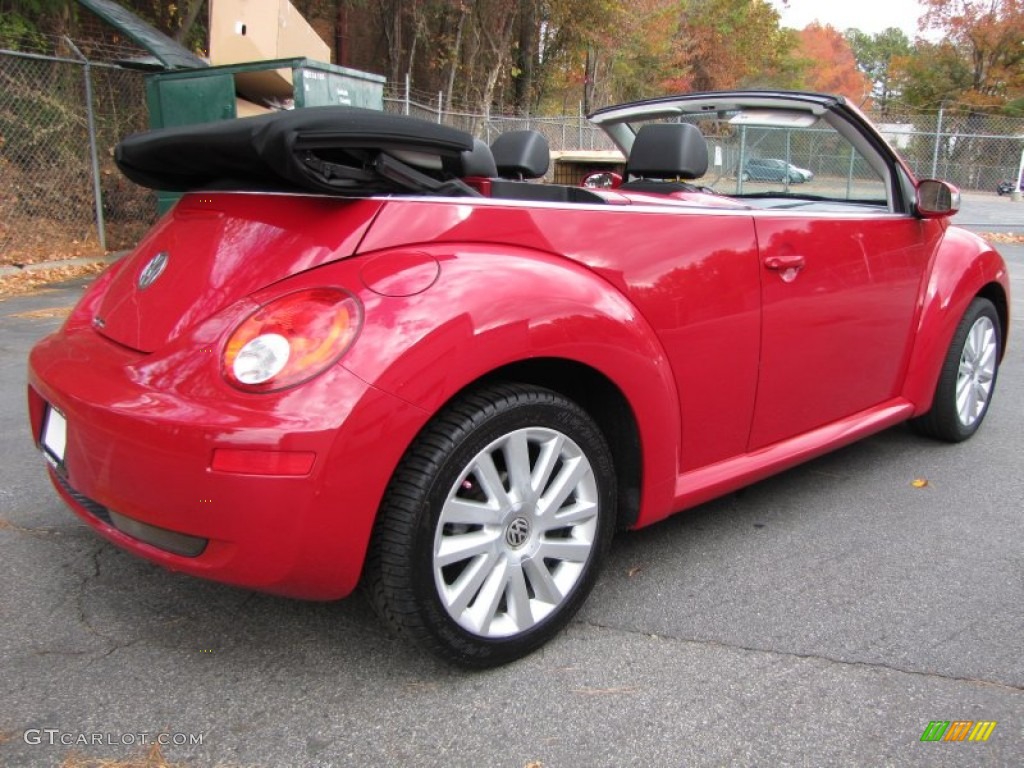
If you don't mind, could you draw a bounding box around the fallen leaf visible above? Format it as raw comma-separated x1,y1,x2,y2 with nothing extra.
911,478,928,488
978,232,1024,245
7,306,73,319
627,565,643,577
0,263,105,299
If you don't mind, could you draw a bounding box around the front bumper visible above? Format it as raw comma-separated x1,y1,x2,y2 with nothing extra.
28,324,426,600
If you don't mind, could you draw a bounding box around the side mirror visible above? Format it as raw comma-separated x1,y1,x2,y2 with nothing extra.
916,179,960,218
581,171,622,189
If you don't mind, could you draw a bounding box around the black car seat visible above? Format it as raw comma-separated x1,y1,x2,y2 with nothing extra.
491,130,550,180
486,129,604,204
619,123,708,194
458,138,498,178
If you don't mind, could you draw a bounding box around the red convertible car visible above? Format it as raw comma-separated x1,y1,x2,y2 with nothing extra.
28,91,1009,666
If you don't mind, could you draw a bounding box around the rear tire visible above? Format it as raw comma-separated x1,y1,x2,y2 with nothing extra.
364,383,616,667
911,297,1001,442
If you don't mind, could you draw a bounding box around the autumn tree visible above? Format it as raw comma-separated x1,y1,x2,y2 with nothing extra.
529,0,802,111
667,0,799,93
474,0,519,113
507,0,647,112
846,27,912,116
795,23,872,104
912,0,1024,111
513,0,539,110
589,0,682,107
13,0,1023,120
884,1,1024,180
892,40,972,109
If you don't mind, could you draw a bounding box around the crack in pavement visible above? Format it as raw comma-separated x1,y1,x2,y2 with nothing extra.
577,618,1024,693
59,547,162,667
70,546,120,653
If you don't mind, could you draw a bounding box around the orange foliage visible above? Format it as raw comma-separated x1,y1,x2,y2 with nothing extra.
919,0,1024,108
796,23,873,104
666,0,796,93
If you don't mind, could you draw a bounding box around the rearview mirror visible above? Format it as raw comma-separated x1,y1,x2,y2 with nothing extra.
916,179,960,218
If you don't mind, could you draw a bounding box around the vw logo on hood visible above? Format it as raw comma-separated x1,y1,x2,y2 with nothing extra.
137,251,169,290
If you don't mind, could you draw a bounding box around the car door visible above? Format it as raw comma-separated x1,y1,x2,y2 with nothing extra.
748,212,941,450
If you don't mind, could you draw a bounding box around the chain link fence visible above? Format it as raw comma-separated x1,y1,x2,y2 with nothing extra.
382,88,617,153
385,87,1024,191
0,37,153,266
873,110,1024,193
2,42,1023,266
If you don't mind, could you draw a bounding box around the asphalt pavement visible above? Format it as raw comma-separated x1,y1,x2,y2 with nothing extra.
1,196,1021,767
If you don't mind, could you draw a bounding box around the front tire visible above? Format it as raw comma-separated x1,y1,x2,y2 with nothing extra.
911,297,1001,442
364,383,616,667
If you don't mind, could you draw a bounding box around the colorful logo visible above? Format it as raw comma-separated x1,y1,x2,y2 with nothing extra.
920,721,997,742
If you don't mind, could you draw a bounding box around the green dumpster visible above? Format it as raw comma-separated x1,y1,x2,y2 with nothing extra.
146,57,385,127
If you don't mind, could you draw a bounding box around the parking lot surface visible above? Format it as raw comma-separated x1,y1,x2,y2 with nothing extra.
1,195,1021,767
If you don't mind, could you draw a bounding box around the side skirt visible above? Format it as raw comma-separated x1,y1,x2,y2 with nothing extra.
649,399,916,527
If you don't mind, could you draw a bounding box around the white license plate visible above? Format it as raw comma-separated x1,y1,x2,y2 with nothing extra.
42,406,68,466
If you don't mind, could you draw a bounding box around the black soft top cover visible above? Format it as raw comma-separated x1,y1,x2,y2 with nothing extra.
115,106,479,197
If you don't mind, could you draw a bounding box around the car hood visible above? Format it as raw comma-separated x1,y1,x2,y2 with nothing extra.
93,193,384,353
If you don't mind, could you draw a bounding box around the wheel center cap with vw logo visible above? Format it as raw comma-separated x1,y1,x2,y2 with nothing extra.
504,517,531,549
137,251,169,290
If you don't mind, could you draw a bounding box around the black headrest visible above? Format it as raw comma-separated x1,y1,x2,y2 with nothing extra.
460,138,498,177
626,123,708,180
491,130,550,179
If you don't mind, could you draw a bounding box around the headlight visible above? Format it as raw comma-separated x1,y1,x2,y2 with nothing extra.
223,287,362,392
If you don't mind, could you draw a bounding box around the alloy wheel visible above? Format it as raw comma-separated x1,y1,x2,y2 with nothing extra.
432,426,599,638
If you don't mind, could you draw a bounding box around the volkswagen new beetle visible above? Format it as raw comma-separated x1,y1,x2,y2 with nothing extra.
28,91,1009,667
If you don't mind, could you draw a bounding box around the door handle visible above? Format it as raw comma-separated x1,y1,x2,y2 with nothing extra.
764,255,806,271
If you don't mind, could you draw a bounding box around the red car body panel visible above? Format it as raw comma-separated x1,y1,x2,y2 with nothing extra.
356,198,762,479
94,195,385,352
900,226,1010,412
29,256,430,598
27,94,1011,603
749,215,941,448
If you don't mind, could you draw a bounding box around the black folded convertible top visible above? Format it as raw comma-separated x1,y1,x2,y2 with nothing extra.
115,107,479,197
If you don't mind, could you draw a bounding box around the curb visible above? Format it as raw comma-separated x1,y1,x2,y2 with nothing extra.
0,250,128,278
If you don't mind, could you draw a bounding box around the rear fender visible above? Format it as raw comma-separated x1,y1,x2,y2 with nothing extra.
337,243,682,525
902,227,1010,412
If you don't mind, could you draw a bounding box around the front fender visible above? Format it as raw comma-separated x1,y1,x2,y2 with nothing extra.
902,226,1010,412
340,243,682,522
